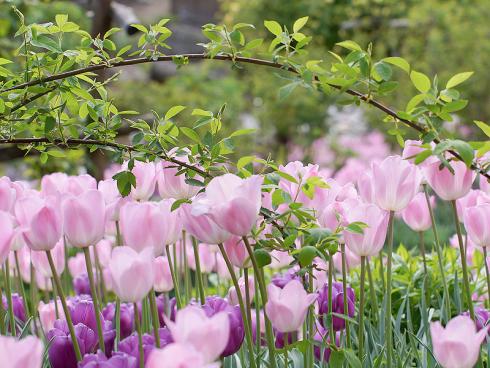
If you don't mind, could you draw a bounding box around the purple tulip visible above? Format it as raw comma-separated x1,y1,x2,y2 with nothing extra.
2,293,26,322
463,306,490,331
275,330,294,348
73,273,92,296
318,282,355,331
102,302,134,339
202,296,244,356
118,328,172,366
136,294,166,327
47,320,98,368
271,267,300,289
314,328,340,362
79,351,138,368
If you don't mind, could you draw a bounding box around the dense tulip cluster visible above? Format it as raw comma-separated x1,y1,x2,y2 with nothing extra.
1,134,490,368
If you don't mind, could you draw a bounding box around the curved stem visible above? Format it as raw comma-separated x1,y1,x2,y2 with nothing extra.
366,258,378,319
450,200,475,320
424,185,450,321
83,247,106,354
218,243,257,368
359,256,366,361
46,250,82,361
148,288,161,348
385,210,395,368
244,268,252,334
191,238,206,305
114,298,121,351
242,236,277,368
133,301,144,368
3,260,16,335
165,244,182,309
340,243,351,347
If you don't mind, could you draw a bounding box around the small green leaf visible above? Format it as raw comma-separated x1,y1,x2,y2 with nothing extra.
446,71,473,89
382,56,410,73
336,40,362,51
298,246,317,267
451,140,474,166
165,105,186,120
264,20,282,36
475,120,490,138
406,94,427,111
410,70,431,93
180,127,200,143
171,198,191,211
293,16,309,33
254,249,272,267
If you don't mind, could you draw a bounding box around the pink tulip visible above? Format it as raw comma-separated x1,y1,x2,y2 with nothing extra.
431,315,488,368
191,174,263,236
371,155,422,211
14,247,31,283
109,246,154,302
67,174,97,195
464,204,490,247
402,140,435,165
40,172,69,198
0,177,16,213
124,160,157,201
0,211,13,264
343,201,389,257
181,204,231,244
228,276,255,306
31,239,65,277
10,227,26,252
332,246,361,272
38,299,65,331
157,151,201,199
214,254,235,280
0,335,43,368
456,190,490,221
68,252,87,277
265,279,317,333
98,178,126,221
165,305,230,363
187,244,216,273
270,250,294,269
357,171,374,203
62,189,106,248
154,256,174,292
91,238,113,267
22,198,62,251
401,192,434,232
119,201,166,254
147,343,220,368
158,199,184,246
223,236,250,268
424,159,475,201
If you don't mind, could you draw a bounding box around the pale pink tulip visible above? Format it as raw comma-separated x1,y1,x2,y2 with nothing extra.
0,335,43,368
62,189,106,248
431,315,488,368
68,252,87,277
0,177,16,213
40,172,69,198
0,211,13,264
119,201,167,254
158,199,183,247
124,160,157,201
343,201,389,257
98,178,126,221
31,239,65,277
147,343,220,368
223,236,250,268
424,159,475,201
456,190,490,221
157,151,201,199
401,192,434,232
227,276,255,306
187,244,216,273
109,246,154,302
191,174,263,236
332,246,361,272
22,198,62,251
67,174,97,195
357,171,374,203
371,155,422,211
464,204,490,247
91,238,113,267
10,227,26,252
154,256,174,292
181,204,231,244
265,279,317,333
165,305,230,363
38,299,65,331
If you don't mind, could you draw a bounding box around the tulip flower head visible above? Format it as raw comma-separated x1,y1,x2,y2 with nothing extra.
0,335,43,368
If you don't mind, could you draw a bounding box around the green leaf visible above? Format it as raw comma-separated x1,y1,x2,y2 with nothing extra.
410,70,431,93
336,40,362,51
0,58,13,65
414,150,433,165
382,56,410,73
113,171,136,197
130,24,148,33
373,62,392,81
264,20,282,36
406,94,427,111
344,349,362,368
192,108,213,117
450,139,474,166
446,71,473,89
180,127,200,143
442,99,468,113
293,16,309,33
171,198,191,211
254,249,272,267
47,150,66,158
298,246,317,267
475,120,490,138
229,129,256,138
165,105,186,120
